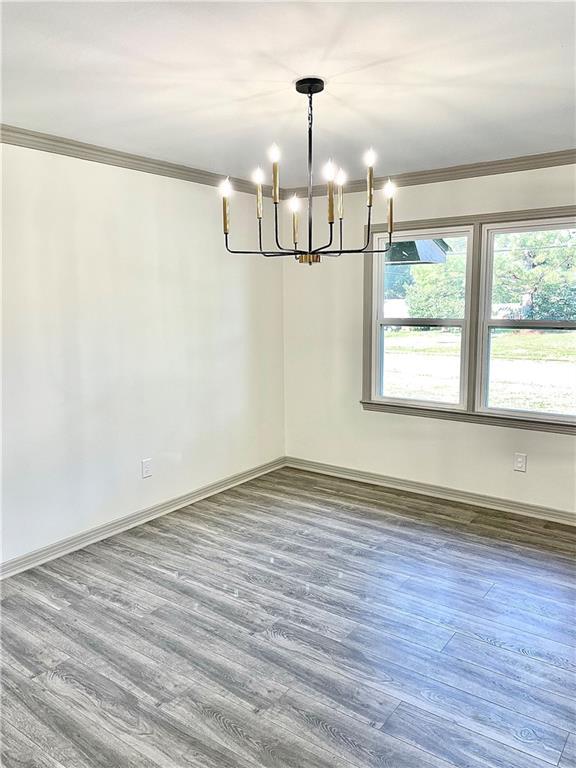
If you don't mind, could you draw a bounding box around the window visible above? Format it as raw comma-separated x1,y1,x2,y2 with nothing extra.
364,213,576,432
373,228,472,409
478,220,576,422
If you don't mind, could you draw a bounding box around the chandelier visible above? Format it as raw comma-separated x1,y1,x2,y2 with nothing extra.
218,77,396,265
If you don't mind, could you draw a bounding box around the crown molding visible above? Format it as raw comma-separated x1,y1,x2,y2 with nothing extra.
2,123,574,200
0,123,271,197
378,205,576,232
281,148,576,198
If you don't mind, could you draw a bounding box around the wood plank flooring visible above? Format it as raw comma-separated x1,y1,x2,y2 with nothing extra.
1,466,575,767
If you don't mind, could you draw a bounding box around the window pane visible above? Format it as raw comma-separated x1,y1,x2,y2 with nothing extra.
380,326,462,404
383,236,468,319
486,329,576,416
490,228,576,321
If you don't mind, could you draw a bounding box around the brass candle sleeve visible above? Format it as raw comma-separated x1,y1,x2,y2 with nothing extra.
256,185,263,219
272,162,280,203
292,212,299,245
367,166,373,206
387,197,394,234
327,181,335,223
222,197,230,234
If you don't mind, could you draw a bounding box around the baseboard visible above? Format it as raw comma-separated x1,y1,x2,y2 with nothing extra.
283,456,575,527
0,457,285,579
3,453,572,578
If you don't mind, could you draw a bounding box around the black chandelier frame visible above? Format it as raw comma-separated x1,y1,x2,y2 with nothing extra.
223,77,394,262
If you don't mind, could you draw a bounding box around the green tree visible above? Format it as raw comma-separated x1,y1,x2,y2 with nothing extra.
383,263,413,299
491,229,576,320
403,251,467,318
400,229,576,321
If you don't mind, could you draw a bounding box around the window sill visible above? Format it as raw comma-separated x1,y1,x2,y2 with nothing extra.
360,400,576,434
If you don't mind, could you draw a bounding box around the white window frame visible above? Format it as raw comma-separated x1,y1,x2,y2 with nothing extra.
362,208,576,434
371,225,474,411
476,217,576,426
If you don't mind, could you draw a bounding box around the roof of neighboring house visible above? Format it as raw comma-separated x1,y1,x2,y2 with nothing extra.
386,238,449,264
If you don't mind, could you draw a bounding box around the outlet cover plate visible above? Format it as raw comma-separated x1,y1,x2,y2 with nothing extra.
513,453,527,472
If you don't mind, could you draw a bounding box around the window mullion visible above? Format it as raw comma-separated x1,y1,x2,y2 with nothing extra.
476,224,494,413
378,318,464,328
466,222,483,413
486,319,576,330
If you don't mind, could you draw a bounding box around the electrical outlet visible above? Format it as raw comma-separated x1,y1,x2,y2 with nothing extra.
141,458,152,479
513,453,527,473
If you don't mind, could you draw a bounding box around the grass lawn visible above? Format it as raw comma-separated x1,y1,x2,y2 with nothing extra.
381,328,575,414
490,330,575,360
384,329,575,361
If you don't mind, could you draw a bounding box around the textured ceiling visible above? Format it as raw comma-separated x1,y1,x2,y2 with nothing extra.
2,2,575,186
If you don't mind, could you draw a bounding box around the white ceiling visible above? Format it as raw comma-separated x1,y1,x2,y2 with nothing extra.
2,2,575,186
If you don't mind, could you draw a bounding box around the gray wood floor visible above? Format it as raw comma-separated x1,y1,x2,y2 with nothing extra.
1,467,575,768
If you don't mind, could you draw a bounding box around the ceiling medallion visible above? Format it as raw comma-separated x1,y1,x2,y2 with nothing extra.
219,76,396,265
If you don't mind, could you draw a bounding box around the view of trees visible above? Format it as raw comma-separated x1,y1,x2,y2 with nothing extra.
404,249,466,319
384,229,576,321
492,228,576,320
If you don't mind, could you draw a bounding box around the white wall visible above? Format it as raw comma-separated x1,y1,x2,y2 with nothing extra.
3,149,574,567
283,165,576,513
2,144,285,563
